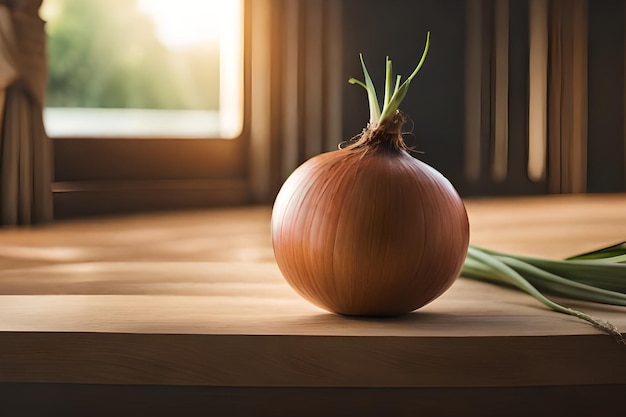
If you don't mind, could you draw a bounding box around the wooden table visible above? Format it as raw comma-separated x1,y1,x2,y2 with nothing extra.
1,194,625,416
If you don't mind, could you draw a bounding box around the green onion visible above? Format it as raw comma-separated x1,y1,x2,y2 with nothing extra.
566,241,626,261
463,244,626,343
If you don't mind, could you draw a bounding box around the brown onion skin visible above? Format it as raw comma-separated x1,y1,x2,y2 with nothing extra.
271,140,470,316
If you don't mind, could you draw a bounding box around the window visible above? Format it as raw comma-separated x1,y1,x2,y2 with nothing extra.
41,0,243,138
43,0,252,219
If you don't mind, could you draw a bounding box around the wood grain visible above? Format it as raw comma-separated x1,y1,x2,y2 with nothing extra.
0,194,625,389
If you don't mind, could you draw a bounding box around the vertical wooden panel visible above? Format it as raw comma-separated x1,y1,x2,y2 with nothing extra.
547,0,588,193
548,0,562,193
570,0,587,193
560,3,574,192
507,0,535,192
492,0,509,182
268,2,287,198
528,0,548,182
249,0,272,201
480,1,493,186
281,0,301,180
324,0,344,151
303,0,324,159
465,0,483,183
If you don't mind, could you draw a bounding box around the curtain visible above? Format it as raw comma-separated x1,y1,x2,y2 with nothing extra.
0,0,52,226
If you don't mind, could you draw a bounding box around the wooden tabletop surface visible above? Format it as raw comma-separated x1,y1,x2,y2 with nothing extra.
1,194,625,388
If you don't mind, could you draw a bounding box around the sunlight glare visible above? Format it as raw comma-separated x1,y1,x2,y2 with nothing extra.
40,0,60,21
137,0,226,49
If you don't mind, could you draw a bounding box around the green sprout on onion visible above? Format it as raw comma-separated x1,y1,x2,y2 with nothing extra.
349,32,430,126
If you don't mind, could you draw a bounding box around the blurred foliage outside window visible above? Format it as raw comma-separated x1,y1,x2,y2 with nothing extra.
41,0,242,137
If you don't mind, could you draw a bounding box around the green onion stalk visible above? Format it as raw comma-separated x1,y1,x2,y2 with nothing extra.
349,32,625,343
463,244,626,343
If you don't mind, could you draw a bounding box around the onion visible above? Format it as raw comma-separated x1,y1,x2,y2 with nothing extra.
271,33,470,316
